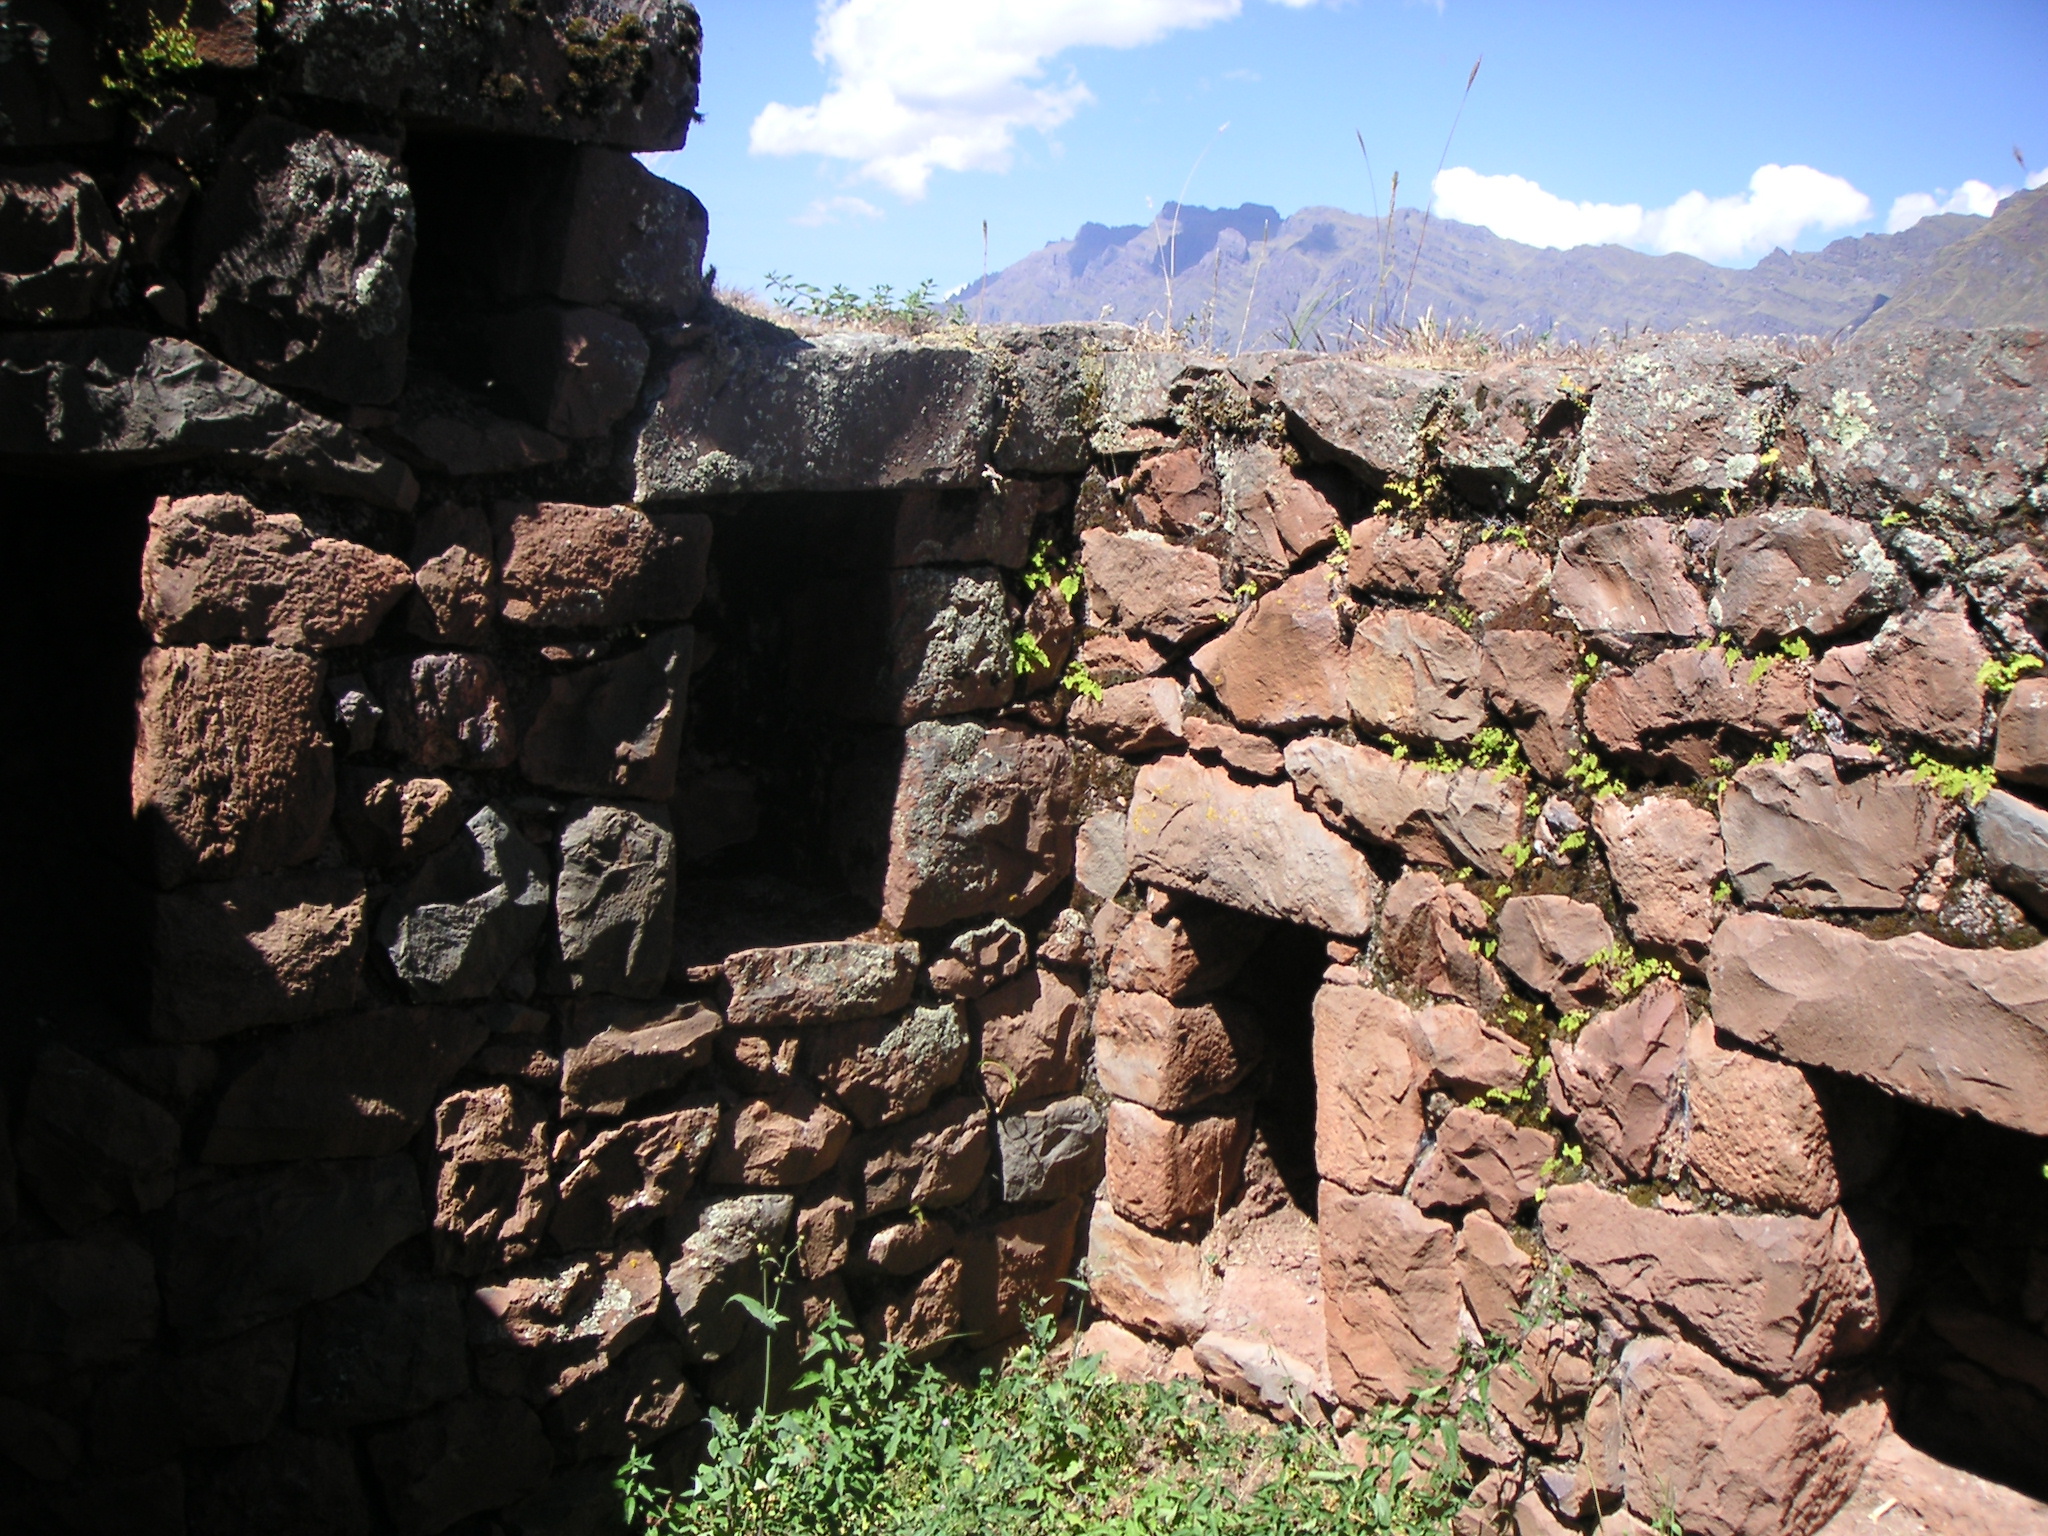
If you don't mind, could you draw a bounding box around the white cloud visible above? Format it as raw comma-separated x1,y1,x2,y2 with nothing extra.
751,0,1330,198
1886,166,2048,232
793,195,885,227
1432,163,1872,265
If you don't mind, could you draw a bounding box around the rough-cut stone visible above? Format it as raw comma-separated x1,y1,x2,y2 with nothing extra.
956,1199,1085,1346
1079,528,1232,645
808,1005,971,1128
1320,1185,1460,1406
1707,911,2048,1136
1274,358,1449,479
375,651,515,769
0,164,121,320
1105,1098,1252,1232
1614,1336,1863,1536
1548,981,1690,1179
1128,446,1218,534
1588,647,1813,778
0,330,418,506
431,1086,555,1275
861,1216,955,1278
133,644,334,884
872,566,1014,723
405,506,497,645
1811,592,1991,753
520,629,691,799
1408,1001,1530,1095
551,1102,721,1249
1214,440,1340,562
189,1431,372,1536
334,771,462,867
929,918,1030,1000
1457,541,1552,619
1285,735,1526,877
204,1007,487,1162
1711,508,1905,643
1073,810,1131,901
560,1001,720,1116
484,144,705,318
1594,795,1725,958
1475,630,1577,784
141,493,411,649
473,1248,664,1398
1345,608,1487,742
1682,1016,1839,1214
552,801,675,998
794,1194,855,1281
1435,362,1580,506
1347,517,1459,595
488,302,650,439
867,720,1076,930
892,481,1050,569
1376,871,1506,1010
1455,1210,1534,1339
1572,341,1782,504
1313,986,1426,1195
153,868,367,1040
1963,544,2048,657
380,806,551,1003
663,1196,795,1362
543,1336,698,1459
1538,1182,1879,1382
1128,755,1380,935
367,1394,552,1536
0,1235,157,1369
493,501,711,629
1105,901,1267,1001
1494,895,1618,1012
1095,989,1262,1112
1994,677,2048,788
995,1095,1106,1203
724,941,920,1028
857,1097,990,1216
1193,1220,1331,1421
275,0,701,144
1085,1201,1211,1344
163,1157,425,1341
862,1257,961,1364
707,1088,853,1188
1069,677,1185,755
14,1045,181,1234
1184,714,1287,779
1974,788,2048,921
1410,1107,1555,1223
1551,518,1711,640
635,322,1008,498
1189,567,1349,730
390,376,566,481
193,118,414,404
1793,327,2048,530
1721,757,1946,910
296,1280,469,1432
974,968,1086,1109
1815,1425,2048,1536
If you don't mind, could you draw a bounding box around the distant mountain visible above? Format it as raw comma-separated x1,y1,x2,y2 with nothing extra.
1853,185,2048,341
950,198,2014,347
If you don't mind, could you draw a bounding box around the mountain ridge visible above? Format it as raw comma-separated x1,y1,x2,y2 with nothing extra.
951,191,2044,347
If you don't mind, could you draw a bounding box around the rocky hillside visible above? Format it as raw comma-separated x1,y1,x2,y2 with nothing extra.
952,193,2045,346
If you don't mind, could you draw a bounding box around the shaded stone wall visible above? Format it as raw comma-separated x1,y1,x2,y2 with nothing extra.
6,7,2048,1536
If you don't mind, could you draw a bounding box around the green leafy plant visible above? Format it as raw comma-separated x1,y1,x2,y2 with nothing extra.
1747,653,1777,686
619,1307,1501,1536
1978,654,2044,698
1022,540,1082,604
99,3,204,109
1582,942,1680,999
1909,751,1995,805
1880,508,1912,529
1061,660,1105,703
763,272,953,330
1564,749,1619,799
1011,632,1051,677
1712,880,1733,904
1557,829,1588,858
1778,635,1813,663
1503,839,1533,871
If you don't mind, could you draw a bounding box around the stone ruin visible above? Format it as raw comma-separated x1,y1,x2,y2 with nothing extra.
4,4,2048,1534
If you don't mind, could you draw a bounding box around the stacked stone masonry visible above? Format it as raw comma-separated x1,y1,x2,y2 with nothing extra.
5,5,2048,1535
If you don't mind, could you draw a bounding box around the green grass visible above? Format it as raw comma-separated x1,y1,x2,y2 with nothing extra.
618,1310,1495,1536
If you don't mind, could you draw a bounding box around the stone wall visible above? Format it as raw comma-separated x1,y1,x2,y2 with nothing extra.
5,6,2048,1536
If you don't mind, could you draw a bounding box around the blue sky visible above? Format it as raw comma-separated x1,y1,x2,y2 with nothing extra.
644,0,2048,302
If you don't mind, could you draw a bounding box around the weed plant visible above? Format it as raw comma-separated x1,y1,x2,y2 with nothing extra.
617,1308,1498,1536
